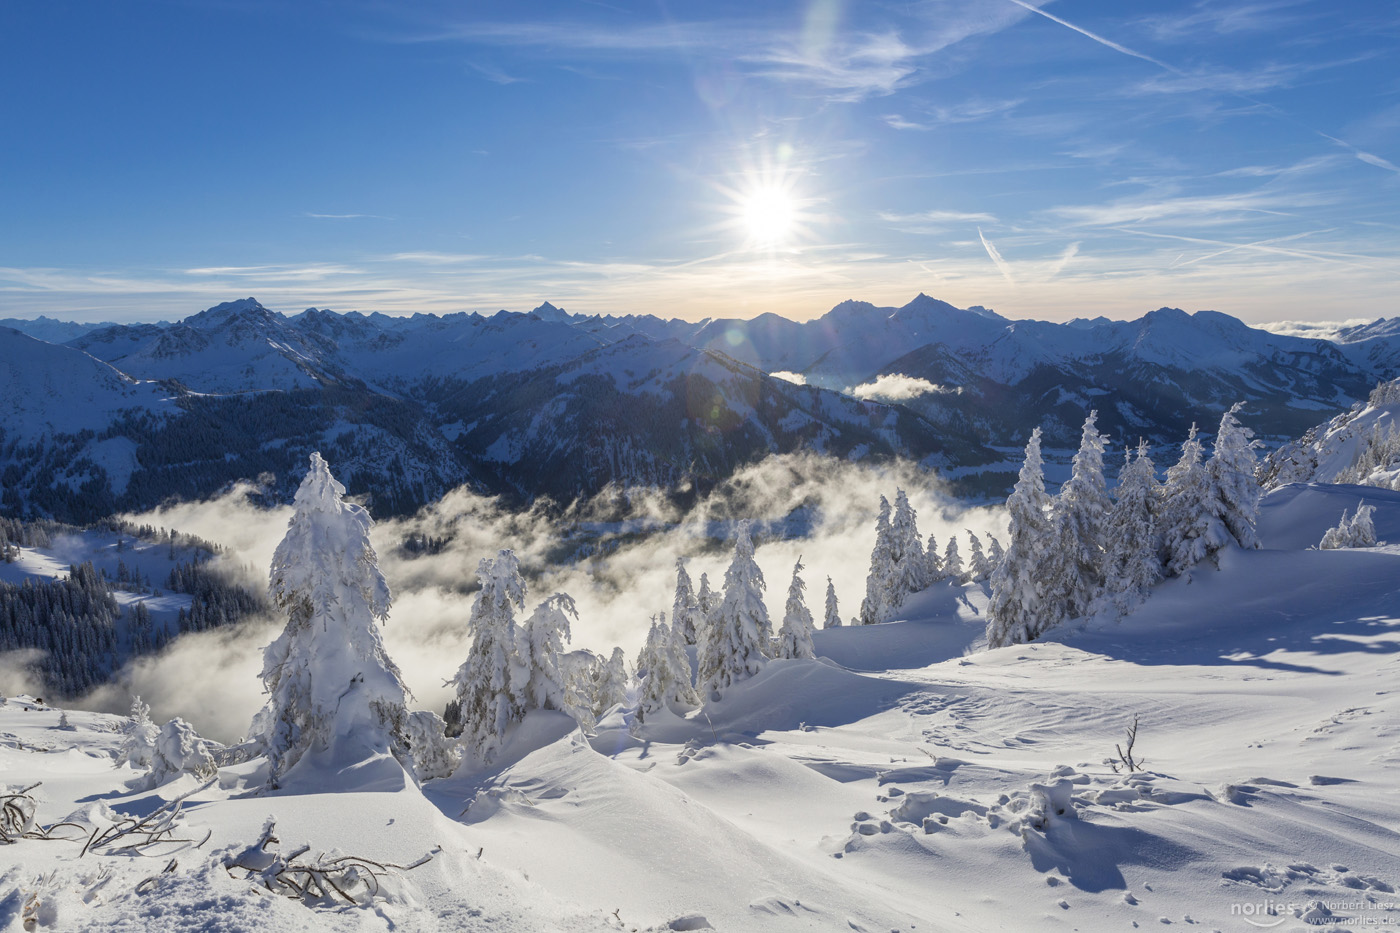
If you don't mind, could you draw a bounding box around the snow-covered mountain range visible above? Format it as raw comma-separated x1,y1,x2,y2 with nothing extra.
4,294,1399,520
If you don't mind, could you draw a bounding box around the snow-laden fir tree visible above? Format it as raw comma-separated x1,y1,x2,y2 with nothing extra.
1320,503,1378,549
824,576,841,628
592,646,630,719
1040,411,1111,624
776,558,817,659
858,497,896,625
1207,403,1261,551
890,489,928,595
696,572,718,629
119,694,158,769
252,452,410,783
925,533,944,583
450,549,527,762
942,536,964,583
515,592,578,718
671,558,704,646
636,613,699,722
1101,442,1162,617
1160,425,1232,577
965,532,992,583
986,429,1053,648
698,520,770,698
986,534,1005,572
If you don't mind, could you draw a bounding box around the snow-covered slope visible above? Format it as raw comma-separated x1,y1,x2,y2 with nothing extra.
0,327,173,440
1261,378,1400,488
5,480,1400,931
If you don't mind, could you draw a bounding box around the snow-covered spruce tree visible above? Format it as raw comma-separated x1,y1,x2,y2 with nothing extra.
966,532,992,583
986,534,1005,572
119,695,158,769
858,497,896,625
516,592,578,718
671,558,703,647
636,615,700,722
698,520,770,699
450,549,527,762
777,558,817,659
925,533,944,583
1040,411,1111,625
1102,442,1163,617
942,536,964,583
1160,424,1232,577
253,452,410,783
890,490,928,595
824,576,841,629
1207,403,1262,551
1320,503,1378,549
986,428,1053,648
592,646,631,719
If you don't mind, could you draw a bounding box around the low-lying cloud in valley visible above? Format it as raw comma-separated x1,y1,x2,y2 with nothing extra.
90,453,1005,742
849,373,958,402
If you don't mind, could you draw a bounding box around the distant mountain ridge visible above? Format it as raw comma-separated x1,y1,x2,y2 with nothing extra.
3,293,1397,522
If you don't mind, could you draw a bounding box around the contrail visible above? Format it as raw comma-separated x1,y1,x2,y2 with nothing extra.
1004,0,1181,74
1003,0,1400,176
978,227,1016,285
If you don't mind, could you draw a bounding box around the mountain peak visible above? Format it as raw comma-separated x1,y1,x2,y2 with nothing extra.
531,301,572,323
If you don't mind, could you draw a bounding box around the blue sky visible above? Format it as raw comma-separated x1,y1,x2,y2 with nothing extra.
1,0,1396,323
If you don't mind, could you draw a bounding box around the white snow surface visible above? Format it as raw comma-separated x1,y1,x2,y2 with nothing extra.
2,482,1399,931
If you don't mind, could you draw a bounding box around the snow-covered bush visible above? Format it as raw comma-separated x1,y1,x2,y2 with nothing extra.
251,453,411,784
402,710,460,781
148,717,217,785
1320,504,1378,549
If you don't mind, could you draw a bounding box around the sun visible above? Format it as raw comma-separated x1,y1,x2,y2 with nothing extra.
741,185,798,248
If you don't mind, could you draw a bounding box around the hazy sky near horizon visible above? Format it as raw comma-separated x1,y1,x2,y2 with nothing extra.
1,0,1397,325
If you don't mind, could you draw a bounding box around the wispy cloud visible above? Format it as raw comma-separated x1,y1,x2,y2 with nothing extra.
1048,190,1322,227
469,61,527,85
1319,133,1400,175
1140,1,1308,42
303,212,387,220
1046,242,1080,279
977,227,1015,285
880,209,998,225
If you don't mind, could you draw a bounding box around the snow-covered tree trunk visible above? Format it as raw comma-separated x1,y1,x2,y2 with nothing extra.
986,429,1053,648
776,558,816,659
252,452,410,784
698,520,770,699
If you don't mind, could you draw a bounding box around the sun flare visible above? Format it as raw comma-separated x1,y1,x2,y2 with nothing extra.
741,186,798,247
